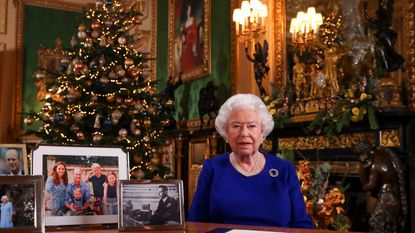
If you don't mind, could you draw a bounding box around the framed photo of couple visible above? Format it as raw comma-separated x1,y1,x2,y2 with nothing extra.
0,175,44,233
32,144,129,226
118,180,184,231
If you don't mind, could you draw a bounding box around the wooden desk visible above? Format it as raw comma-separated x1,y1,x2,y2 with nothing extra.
47,221,365,233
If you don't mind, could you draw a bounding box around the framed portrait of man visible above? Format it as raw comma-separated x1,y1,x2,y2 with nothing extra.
0,144,28,175
118,180,184,231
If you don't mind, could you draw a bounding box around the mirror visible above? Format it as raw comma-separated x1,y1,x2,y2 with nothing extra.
273,0,415,116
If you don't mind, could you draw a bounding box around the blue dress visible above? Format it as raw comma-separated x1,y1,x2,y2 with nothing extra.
0,202,13,228
188,152,314,229
45,176,67,214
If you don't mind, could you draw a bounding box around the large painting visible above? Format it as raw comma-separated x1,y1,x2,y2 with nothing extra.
168,0,211,82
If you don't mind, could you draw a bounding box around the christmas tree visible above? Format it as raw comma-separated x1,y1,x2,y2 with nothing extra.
24,0,176,179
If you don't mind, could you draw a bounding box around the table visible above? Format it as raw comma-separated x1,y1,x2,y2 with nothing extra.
47,221,365,233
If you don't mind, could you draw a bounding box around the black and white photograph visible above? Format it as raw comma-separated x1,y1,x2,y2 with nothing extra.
32,144,129,226
0,175,43,233
0,144,28,175
119,180,184,231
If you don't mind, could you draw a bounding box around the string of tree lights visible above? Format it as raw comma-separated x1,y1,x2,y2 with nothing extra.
23,0,177,180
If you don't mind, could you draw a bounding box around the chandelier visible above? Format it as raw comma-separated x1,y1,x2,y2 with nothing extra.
232,0,268,45
289,7,323,53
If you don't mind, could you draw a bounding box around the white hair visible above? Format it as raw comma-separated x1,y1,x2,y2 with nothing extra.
1,195,8,202
215,94,274,140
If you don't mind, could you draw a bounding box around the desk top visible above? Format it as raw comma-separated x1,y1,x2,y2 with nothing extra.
46,221,363,233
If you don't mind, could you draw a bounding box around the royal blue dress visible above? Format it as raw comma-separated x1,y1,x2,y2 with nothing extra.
188,152,314,229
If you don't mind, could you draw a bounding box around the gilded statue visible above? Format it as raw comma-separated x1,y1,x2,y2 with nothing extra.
353,141,407,233
293,55,306,100
323,46,341,95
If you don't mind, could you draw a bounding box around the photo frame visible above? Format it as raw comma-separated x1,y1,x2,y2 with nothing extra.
157,139,175,177
168,0,211,82
32,144,129,226
0,144,29,175
0,175,44,233
118,179,184,231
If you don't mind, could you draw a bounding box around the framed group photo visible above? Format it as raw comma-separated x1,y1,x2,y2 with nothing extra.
118,180,184,231
32,144,129,226
168,0,211,82
0,175,44,233
0,144,28,175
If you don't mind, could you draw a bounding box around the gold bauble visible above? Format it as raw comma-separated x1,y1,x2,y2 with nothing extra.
153,175,162,180
76,132,85,140
78,23,86,31
106,95,115,103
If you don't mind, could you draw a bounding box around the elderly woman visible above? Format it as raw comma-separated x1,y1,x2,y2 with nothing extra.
188,94,313,228
0,195,13,228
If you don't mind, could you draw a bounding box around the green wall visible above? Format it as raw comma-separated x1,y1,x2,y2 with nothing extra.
22,6,82,130
157,0,232,121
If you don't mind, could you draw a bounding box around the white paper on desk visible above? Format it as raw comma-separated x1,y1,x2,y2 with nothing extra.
227,230,286,233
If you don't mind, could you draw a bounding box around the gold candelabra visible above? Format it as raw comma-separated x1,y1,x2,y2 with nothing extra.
289,7,323,54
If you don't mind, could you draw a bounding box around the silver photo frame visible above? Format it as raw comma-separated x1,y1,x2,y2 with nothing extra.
0,175,44,233
32,144,129,226
118,179,184,231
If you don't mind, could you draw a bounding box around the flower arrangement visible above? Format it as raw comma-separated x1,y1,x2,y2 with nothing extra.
262,95,290,128
297,160,351,231
307,89,379,136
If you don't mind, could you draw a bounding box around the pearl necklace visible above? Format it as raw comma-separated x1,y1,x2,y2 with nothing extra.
230,152,261,177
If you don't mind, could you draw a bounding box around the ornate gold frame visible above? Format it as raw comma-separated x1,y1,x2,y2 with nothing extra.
14,0,84,133
0,0,6,34
168,0,211,82
273,0,415,111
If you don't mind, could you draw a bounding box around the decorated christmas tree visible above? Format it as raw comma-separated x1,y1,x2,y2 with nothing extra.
24,0,176,179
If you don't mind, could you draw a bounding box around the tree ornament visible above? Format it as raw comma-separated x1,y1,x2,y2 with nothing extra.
76,131,85,140
143,118,152,127
92,132,104,143
91,30,100,38
23,117,33,125
106,95,115,103
134,169,145,179
153,174,162,180
118,36,126,45
94,114,102,129
125,58,134,67
78,23,86,32
91,21,100,30
118,128,128,138
99,76,110,85
73,111,84,121
70,124,79,132
111,109,122,124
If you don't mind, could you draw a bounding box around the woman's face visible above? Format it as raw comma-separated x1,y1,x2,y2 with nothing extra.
186,5,192,17
56,164,66,178
225,108,263,157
